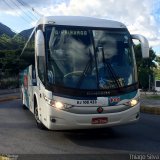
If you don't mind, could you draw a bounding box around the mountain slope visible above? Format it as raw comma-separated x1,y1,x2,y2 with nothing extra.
19,28,34,39
0,23,15,37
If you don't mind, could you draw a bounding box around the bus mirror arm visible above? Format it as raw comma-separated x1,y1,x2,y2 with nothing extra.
131,34,149,58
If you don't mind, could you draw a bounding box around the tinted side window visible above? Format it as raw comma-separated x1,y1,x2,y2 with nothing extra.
38,56,45,83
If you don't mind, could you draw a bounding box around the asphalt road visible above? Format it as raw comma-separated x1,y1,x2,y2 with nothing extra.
0,99,160,155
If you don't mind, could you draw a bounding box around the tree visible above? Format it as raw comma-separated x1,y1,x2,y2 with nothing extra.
134,44,157,89
155,56,160,66
0,50,20,76
0,33,28,89
153,67,160,80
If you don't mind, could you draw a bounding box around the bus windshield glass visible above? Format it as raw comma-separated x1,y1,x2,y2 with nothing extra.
46,26,137,90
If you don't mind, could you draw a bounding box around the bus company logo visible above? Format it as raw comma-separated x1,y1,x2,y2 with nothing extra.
24,75,28,89
109,97,120,103
97,107,103,113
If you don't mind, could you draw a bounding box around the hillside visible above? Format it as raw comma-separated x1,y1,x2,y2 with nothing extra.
19,28,34,39
0,23,33,50
0,22,33,39
0,23,15,37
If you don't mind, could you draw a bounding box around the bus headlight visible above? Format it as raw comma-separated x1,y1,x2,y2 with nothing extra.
50,100,73,110
55,101,64,109
43,95,73,110
124,99,139,107
130,99,138,106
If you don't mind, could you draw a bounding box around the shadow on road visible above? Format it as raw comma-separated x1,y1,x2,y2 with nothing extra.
63,120,160,153
63,127,122,139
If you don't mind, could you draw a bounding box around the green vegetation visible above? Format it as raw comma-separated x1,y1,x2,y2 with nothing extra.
153,56,160,80
134,44,160,90
141,94,160,100
0,33,27,89
146,95,160,100
0,76,19,89
0,34,25,50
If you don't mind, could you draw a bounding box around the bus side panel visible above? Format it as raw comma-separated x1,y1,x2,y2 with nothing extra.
28,65,35,113
20,65,34,111
20,67,29,108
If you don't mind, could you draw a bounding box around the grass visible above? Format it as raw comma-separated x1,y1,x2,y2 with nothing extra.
145,95,160,100
141,94,160,100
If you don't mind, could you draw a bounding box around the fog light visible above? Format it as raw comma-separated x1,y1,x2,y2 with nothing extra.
50,117,56,123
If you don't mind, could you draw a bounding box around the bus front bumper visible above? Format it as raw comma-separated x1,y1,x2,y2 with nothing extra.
47,104,140,130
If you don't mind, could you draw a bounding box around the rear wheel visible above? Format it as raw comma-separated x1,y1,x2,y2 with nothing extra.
34,100,47,130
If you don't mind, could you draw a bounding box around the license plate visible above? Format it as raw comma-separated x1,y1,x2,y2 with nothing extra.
92,117,108,124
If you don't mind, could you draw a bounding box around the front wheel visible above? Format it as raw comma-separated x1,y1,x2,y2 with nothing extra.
34,102,47,130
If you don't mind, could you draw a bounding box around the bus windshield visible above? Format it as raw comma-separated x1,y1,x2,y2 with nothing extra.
46,26,137,90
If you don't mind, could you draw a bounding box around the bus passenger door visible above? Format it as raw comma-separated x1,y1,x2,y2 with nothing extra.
37,78,47,125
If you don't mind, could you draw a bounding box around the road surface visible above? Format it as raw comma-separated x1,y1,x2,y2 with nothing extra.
0,99,159,155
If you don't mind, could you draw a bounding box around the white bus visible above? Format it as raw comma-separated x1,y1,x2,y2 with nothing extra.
20,16,149,130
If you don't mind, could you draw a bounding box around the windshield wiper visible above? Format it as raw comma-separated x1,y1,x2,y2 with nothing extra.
100,47,122,89
76,49,93,88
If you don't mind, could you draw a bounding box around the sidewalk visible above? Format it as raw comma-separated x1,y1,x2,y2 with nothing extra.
0,88,20,95
0,89,160,115
140,96,160,115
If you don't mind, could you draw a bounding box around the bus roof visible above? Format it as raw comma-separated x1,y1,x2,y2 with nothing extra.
37,16,127,29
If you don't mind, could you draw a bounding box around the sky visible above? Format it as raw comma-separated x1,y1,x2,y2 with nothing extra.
0,0,160,55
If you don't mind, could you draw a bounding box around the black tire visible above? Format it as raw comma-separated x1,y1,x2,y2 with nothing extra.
22,104,28,110
34,101,47,130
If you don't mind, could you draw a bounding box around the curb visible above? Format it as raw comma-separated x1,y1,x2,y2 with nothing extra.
140,105,160,115
0,88,20,95
0,96,20,103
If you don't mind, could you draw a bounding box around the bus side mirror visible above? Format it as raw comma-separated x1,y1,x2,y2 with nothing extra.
35,30,46,83
131,34,149,58
35,30,45,57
